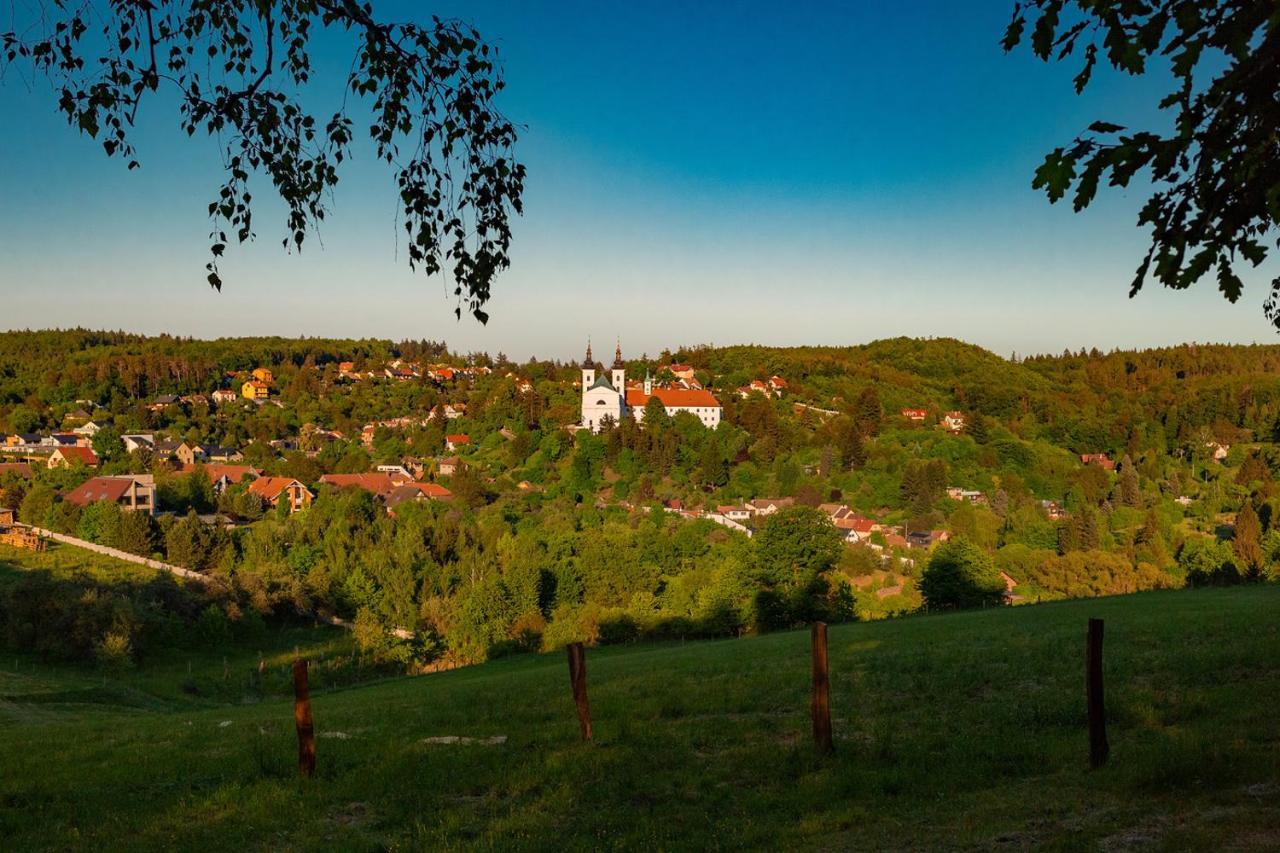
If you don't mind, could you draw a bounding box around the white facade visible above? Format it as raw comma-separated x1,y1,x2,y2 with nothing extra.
580,341,722,433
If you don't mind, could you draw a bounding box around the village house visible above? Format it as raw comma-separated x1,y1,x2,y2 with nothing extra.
5,433,40,447
73,420,108,437
1205,442,1230,462
946,487,986,504
181,463,260,494
320,472,400,497
749,497,794,516
443,403,466,419
48,446,98,469
247,477,313,514
437,457,462,477
148,394,180,412
241,380,270,400
737,379,774,399
941,411,966,433
211,389,239,405
445,434,471,452
42,433,81,448
716,504,753,522
1080,453,1116,471
251,367,274,384
121,434,155,453
1039,499,1067,520
768,375,788,393
667,363,696,381
0,462,34,480
901,408,928,422
152,439,182,459
63,475,156,516
375,464,416,481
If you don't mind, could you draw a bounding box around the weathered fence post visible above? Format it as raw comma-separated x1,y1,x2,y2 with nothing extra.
811,621,833,755
1086,618,1108,768
293,658,316,777
566,642,593,741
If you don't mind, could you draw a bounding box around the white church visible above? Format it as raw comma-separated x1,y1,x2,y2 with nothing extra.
580,341,722,433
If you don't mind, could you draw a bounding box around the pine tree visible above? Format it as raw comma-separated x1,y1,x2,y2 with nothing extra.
1233,501,1264,576
1079,507,1101,550
1118,454,1141,507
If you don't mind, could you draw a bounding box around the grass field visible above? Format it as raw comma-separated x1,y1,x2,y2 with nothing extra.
0,545,1278,850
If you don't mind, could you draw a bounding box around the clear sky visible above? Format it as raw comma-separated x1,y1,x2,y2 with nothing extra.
0,0,1275,360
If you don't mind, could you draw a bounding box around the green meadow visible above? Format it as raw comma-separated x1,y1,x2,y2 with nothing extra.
0,543,1278,850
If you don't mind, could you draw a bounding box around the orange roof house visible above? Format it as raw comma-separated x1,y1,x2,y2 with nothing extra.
445,434,471,451
48,446,99,469
320,472,398,497
251,367,274,384
247,477,312,513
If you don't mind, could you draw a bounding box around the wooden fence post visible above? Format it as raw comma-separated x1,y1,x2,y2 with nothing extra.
1086,618,1108,768
566,642,593,741
811,622,833,755
293,658,316,778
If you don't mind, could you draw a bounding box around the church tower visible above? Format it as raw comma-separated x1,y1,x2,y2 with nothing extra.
581,339,595,389
611,340,626,395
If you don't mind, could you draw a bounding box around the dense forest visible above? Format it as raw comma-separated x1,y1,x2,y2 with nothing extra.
2,330,1278,669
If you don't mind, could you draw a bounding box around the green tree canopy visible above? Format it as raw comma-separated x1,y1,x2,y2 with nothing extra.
920,538,1005,610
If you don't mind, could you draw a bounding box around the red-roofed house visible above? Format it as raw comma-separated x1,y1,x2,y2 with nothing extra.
48,446,99,469
1080,453,1116,471
63,475,156,515
445,434,470,452
625,385,722,428
247,477,312,513
182,463,261,494
901,408,927,422
320,472,398,497
0,462,34,480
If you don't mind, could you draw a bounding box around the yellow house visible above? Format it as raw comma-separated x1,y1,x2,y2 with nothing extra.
242,380,269,400
251,367,274,384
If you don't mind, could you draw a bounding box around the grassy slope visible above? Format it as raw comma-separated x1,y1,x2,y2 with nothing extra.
1,581,1278,851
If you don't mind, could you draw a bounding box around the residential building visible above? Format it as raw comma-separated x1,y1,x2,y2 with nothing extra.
901,408,927,421
247,477,312,513
242,380,270,400
121,434,155,453
251,367,274,384
445,434,470,452
211,389,239,405
48,446,98,469
941,411,966,433
63,475,156,516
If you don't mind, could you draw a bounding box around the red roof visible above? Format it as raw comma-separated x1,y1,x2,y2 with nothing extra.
446,434,470,444
0,463,34,479
625,388,720,408
247,477,307,502
181,463,260,484
320,472,396,495
54,446,98,466
64,477,136,506
402,481,452,499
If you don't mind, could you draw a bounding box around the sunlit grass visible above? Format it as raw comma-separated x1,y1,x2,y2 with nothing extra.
0,586,1277,849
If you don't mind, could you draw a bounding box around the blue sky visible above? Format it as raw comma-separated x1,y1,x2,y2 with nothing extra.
0,0,1275,359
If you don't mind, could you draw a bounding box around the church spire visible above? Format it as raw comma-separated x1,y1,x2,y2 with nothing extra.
612,338,625,369
582,338,594,368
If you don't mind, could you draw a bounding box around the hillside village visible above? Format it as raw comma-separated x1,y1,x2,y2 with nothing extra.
1,331,1278,665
